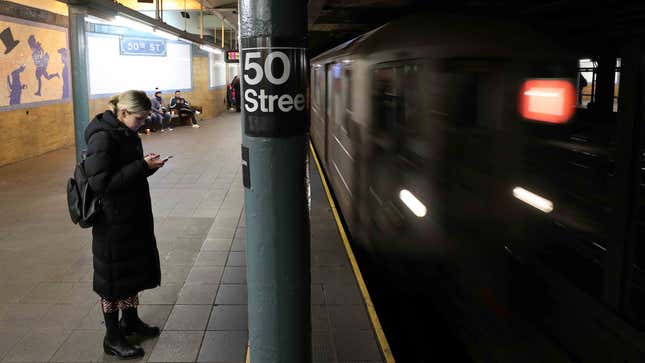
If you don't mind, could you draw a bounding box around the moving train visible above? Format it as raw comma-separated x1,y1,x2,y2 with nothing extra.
310,11,645,362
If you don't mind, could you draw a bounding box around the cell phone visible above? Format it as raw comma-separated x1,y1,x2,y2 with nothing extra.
152,155,173,162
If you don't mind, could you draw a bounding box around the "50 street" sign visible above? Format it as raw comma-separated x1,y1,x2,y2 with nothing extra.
242,47,307,137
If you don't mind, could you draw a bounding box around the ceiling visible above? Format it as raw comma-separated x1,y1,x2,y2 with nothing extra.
194,0,419,54
191,0,645,55
308,0,645,56
65,0,645,55
201,0,237,30
307,0,415,55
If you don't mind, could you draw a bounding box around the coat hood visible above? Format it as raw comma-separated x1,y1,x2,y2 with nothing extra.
84,110,130,142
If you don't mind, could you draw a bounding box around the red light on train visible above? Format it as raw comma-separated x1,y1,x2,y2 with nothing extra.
519,79,575,123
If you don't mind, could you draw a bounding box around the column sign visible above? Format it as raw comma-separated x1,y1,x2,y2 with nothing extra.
241,47,308,137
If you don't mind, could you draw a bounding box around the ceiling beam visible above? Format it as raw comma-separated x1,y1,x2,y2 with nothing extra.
58,0,222,47
211,10,237,31
308,0,326,27
309,23,374,31
315,7,398,24
208,3,237,10
324,0,414,8
201,0,237,30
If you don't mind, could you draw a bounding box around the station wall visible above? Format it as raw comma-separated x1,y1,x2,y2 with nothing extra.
0,2,229,167
88,56,227,124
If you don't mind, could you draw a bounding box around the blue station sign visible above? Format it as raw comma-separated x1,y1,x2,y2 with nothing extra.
120,37,167,56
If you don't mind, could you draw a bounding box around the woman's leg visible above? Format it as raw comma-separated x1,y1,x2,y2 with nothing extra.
101,299,120,339
119,295,160,339
101,298,144,358
117,294,139,312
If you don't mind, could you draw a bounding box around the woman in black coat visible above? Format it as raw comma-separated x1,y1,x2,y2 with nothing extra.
84,90,166,359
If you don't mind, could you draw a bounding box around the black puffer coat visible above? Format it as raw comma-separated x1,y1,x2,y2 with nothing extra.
84,110,161,300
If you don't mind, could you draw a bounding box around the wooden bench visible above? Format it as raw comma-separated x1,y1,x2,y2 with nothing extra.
169,106,203,127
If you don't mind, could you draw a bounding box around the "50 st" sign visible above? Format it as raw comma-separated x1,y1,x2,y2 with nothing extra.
242,47,307,137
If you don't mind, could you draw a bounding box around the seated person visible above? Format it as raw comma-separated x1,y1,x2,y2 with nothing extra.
169,90,200,128
150,90,172,132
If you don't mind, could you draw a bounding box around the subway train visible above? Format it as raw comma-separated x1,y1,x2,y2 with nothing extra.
310,12,645,362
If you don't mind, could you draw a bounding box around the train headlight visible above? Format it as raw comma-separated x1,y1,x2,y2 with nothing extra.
519,79,575,124
399,189,427,218
512,187,554,213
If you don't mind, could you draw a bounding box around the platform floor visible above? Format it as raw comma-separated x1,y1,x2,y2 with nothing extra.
0,112,384,363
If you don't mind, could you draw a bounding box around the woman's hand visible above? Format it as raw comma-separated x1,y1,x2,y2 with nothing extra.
144,153,165,170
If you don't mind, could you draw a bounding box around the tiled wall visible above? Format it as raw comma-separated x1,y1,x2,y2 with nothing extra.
3,56,227,167
0,2,231,167
0,102,74,166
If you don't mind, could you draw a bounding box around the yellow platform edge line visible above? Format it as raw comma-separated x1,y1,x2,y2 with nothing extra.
309,142,397,363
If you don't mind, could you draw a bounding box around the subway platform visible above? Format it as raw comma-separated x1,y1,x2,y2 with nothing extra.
0,112,385,362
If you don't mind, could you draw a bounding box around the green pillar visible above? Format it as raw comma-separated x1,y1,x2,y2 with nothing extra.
240,0,311,362
68,5,90,162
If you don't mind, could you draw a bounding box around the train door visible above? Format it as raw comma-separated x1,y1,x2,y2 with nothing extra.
364,64,412,264
366,60,448,266
323,63,335,167
327,63,357,227
310,66,327,162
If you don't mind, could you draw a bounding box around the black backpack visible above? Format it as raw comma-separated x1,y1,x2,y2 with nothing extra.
67,156,101,228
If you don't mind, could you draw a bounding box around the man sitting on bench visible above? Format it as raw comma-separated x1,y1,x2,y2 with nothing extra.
169,90,200,128
151,90,172,132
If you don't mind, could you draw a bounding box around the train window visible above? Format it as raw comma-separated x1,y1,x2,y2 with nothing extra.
326,65,334,125
312,67,325,112
613,58,621,112
320,68,326,112
316,68,321,109
330,64,344,131
312,68,318,109
426,64,478,128
401,64,420,131
373,67,401,133
576,57,621,112
577,58,596,108
401,63,428,160
372,63,428,161
345,69,353,112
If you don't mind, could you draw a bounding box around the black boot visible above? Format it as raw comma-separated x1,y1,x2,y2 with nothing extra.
120,307,160,340
103,311,144,359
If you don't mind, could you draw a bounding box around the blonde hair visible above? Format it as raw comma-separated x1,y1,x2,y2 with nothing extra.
108,90,151,114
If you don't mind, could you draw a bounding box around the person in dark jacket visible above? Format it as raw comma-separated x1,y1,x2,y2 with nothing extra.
226,82,233,110
84,90,166,359
232,76,241,112
169,90,200,128
150,90,172,132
